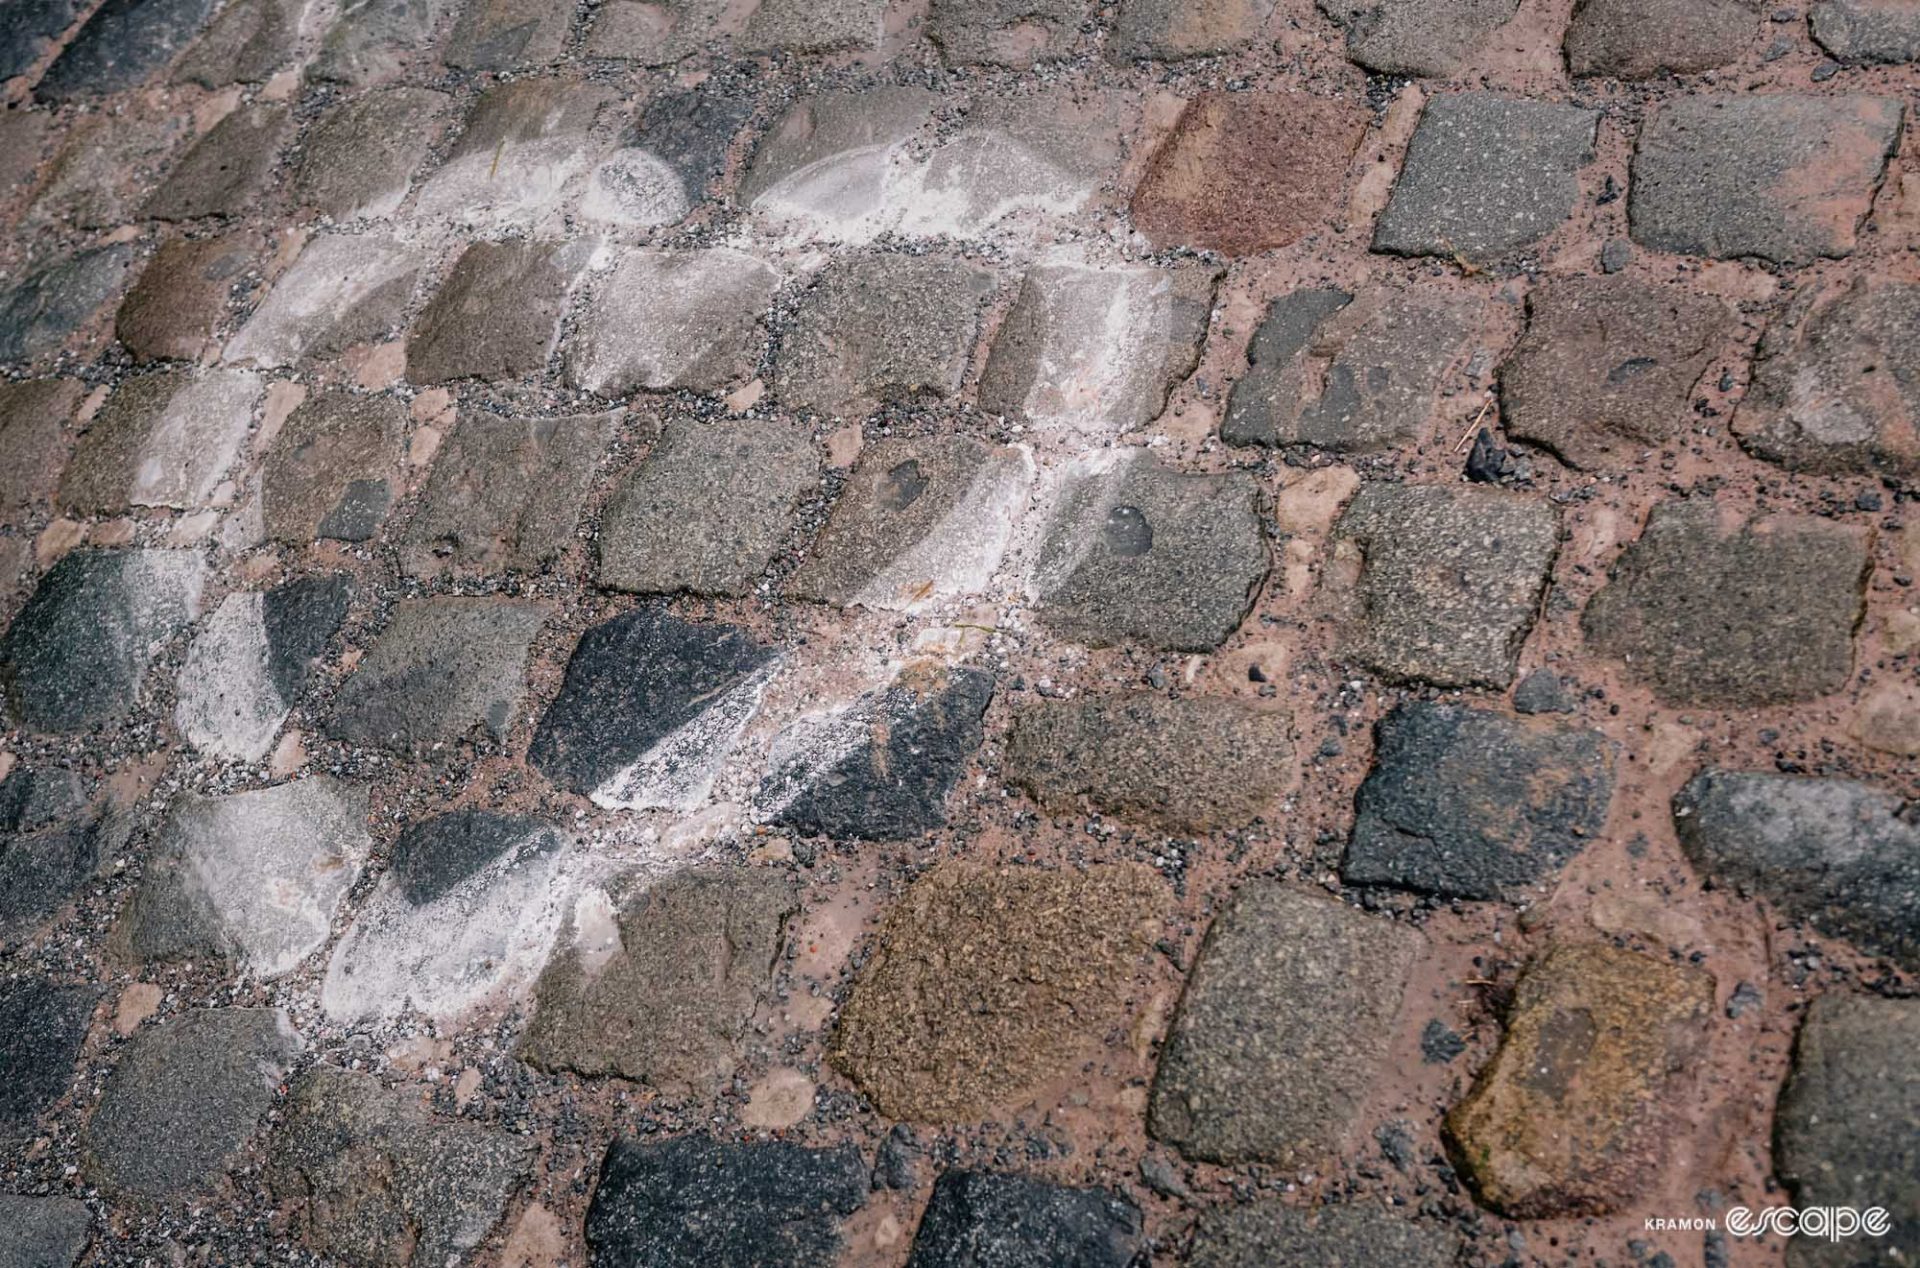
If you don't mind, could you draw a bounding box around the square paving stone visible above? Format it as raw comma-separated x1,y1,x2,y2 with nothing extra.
1735,276,1920,483
1,0,79,82
402,408,615,576
1814,0,1920,61
738,87,939,228
174,575,350,762
1332,483,1558,690
740,0,883,52
0,244,136,365
929,0,1083,65
1189,1202,1460,1268
260,390,406,543
1032,451,1269,653
82,1008,301,1201
0,979,97,1143
0,1195,90,1268
1222,286,1477,451
1319,0,1519,76
1,549,207,733
567,249,779,395
787,435,1032,611
172,0,302,86
1628,95,1903,264
145,102,294,222
412,78,616,229
832,861,1164,1120
1132,91,1366,256
1343,702,1616,901
35,0,216,100
522,867,797,1089
407,240,591,385
1445,944,1713,1216
1110,0,1276,59
583,0,726,62
1674,770,1920,972
1150,882,1421,1165
980,261,1217,435
327,597,548,752
1499,276,1732,471
224,232,428,367
1581,501,1868,706
58,367,261,513
309,0,450,85
116,232,261,363
1374,93,1597,262
444,0,572,68
1775,995,1920,1265
905,1171,1143,1268
598,418,819,598
585,1135,867,1268
0,379,83,521
290,88,452,222
1565,0,1759,77
772,254,995,418
1006,694,1290,834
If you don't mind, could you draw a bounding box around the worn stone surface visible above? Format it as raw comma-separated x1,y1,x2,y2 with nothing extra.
1630,95,1903,264
1815,0,1920,61
1110,0,1276,59
568,249,777,395
929,0,1082,65
740,0,883,53
0,245,136,365
1333,483,1558,690
1567,0,1758,77
407,240,588,385
122,777,370,977
1132,91,1364,255
522,868,796,1090
35,0,215,100
412,78,614,228
28,113,187,231
172,0,301,86
1223,287,1476,451
145,103,293,221
630,83,755,210
1343,703,1615,901
586,1135,867,1268
1582,501,1867,705
444,0,570,69
270,1065,531,1266
0,771,107,945
224,233,426,367
260,390,404,543
1446,944,1714,1217
598,418,818,598
531,607,779,808
1320,0,1520,76
1190,1202,1460,1268
788,435,1031,611
1,549,206,733
1150,883,1420,1165
309,0,448,85
402,409,611,576
1375,94,1597,262
1674,770,1920,971
905,1171,1143,1268
2,0,79,82
981,262,1217,435
1007,694,1290,833
1501,276,1731,470
59,368,259,512
116,233,257,363
833,861,1163,1121
291,89,451,222
583,0,727,63
0,379,81,519
1775,995,1920,1265
174,576,350,762
0,1195,90,1268
738,87,939,227
328,598,545,752
0,979,96,1141
1034,452,1267,652
84,1008,301,1200
1737,277,1920,484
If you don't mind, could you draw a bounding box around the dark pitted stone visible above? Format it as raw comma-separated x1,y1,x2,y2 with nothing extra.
0,777,105,946
390,808,555,907
402,409,614,577
1674,770,1920,972
615,81,755,213
309,0,448,85
1776,995,1920,1266
291,88,451,222
905,1171,1142,1268
328,598,547,753
2,0,78,82
0,979,96,1142
1582,501,1867,706
586,1135,867,1268
929,0,1081,65
1500,276,1731,470
444,0,570,69
0,766,83,834
1190,1201,1460,1268
261,574,351,702
1151,882,1420,1165
1629,95,1903,264
1110,0,1276,59
1512,668,1575,715
0,379,82,519
1737,277,1920,484
759,665,993,841
524,868,797,1089
1334,483,1557,690
1034,453,1267,653
599,418,819,598
1446,944,1713,1216
1,549,205,734
1815,0,1920,61
1343,702,1616,901
1565,0,1759,77
35,0,215,100
84,1008,301,1201
0,244,135,365
1006,694,1290,834
1373,94,1598,263
173,0,301,85
144,103,293,222
268,1065,531,1268
1223,287,1477,452
261,390,405,543
531,607,779,798
0,1195,90,1268
116,232,259,363
1319,0,1520,76
407,240,588,385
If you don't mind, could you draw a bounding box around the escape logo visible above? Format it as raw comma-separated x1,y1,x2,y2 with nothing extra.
1644,1207,1893,1242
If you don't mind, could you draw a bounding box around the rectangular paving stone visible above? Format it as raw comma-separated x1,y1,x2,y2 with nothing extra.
224,232,428,367
1320,0,1520,76
583,0,728,62
739,0,883,52
1565,0,1758,77
738,87,939,230
929,0,1083,65
116,231,260,363
0,379,82,521
1815,0,1920,61
0,978,97,1143
174,576,350,762
1190,1203,1459,1268
144,102,294,222
57,367,261,513
0,1195,90,1266
412,78,616,229
1110,0,1276,59
0,244,136,365
172,0,303,86
1629,95,1903,263
28,112,190,232
444,0,573,68
260,390,406,543
291,88,452,222
906,1172,1142,1268
309,0,449,85
407,239,592,384
578,84,754,229
567,249,778,395
34,0,216,100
